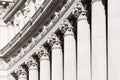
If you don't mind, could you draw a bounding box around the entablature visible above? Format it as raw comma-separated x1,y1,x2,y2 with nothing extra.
0,0,92,75
5,0,76,74
0,0,65,57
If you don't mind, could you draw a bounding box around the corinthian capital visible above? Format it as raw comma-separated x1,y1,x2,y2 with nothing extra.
25,57,38,69
47,33,60,46
14,66,27,77
40,53,49,61
72,1,87,18
36,46,49,58
60,19,73,33
92,0,102,4
77,9,87,21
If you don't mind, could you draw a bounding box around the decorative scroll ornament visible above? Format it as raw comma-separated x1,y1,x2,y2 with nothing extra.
36,46,49,58
72,1,83,18
60,19,73,33
14,66,27,77
47,33,60,46
25,57,38,69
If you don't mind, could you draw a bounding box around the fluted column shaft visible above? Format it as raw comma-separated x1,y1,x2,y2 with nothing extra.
29,63,38,80
64,26,76,80
108,0,120,80
52,41,63,80
40,53,50,80
26,57,38,80
92,0,107,80
77,11,91,80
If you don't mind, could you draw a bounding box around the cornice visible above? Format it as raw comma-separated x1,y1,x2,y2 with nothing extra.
3,0,27,23
0,0,61,57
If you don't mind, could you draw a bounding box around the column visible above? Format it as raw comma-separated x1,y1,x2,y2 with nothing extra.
26,57,38,80
92,0,107,80
15,66,27,80
108,0,120,80
77,7,91,80
49,34,63,80
39,47,50,80
63,20,76,80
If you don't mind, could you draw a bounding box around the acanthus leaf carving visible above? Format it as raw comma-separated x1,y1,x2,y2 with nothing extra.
47,33,61,46
25,56,38,69
60,19,73,33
